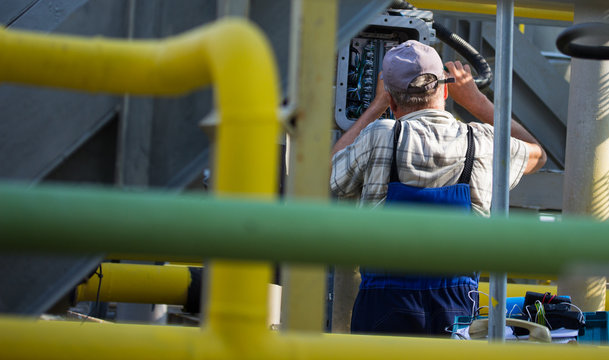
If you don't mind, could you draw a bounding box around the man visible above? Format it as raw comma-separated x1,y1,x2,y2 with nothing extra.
330,40,546,336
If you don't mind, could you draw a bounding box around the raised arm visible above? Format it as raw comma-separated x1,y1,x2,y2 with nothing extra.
331,73,391,157
445,61,547,174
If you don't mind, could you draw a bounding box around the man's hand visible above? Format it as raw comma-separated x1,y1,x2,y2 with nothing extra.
331,72,391,157
445,61,486,113
444,61,493,125
445,61,547,174
372,72,391,110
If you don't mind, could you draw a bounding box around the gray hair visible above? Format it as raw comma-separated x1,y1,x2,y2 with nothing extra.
385,74,441,111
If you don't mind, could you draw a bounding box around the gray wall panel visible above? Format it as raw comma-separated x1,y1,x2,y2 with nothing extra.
0,0,37,25
144,0,215,187
0,86,120,180
0,0,128,181
251,0,291,95
148,92,212,187
9,0,92,32
0,1,125,316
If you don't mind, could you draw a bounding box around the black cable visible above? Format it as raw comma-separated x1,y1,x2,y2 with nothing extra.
388,1,493,89
556,22,609,60
432,22,493,89
88,264,103,318
184,266,203,314
389,0,416,10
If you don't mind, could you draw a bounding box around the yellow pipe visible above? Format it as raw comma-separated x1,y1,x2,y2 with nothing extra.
0,26,211,95
207,8,279,342
76,263,191,305
3,316,609,360
77,264,609,312
0,14,280,346
78,265,609,312
410,0,574,22
0,18,279,99
0,316,223,360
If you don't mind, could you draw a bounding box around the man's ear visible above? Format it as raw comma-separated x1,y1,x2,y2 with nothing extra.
443,84,449,100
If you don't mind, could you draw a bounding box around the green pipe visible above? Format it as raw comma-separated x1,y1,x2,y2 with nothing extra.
0,183,607,275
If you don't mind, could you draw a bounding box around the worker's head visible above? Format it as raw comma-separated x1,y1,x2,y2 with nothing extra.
382,40,452,114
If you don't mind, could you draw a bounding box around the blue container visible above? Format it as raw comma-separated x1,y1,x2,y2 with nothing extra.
506,297,525,316
579,312,608,344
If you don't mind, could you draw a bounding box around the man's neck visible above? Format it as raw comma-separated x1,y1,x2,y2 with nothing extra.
394,104,445,119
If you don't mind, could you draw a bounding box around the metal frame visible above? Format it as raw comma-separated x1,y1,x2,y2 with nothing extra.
334,12,434,130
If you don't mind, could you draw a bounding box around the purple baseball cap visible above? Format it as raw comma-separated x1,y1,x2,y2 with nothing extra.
382,40,451,93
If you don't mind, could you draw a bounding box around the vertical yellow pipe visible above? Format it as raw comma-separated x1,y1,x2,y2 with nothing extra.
281,0,338,332
206,18,280,337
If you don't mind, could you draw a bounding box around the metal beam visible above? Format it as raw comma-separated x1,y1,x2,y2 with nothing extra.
488,0,515,341
0,0,38,25
336,0,392,48
482,23,567,167
217,0,249,17
6,0,90,32
0,254,101,315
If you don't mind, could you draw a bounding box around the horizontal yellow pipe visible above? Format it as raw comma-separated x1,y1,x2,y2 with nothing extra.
76,263,191,305
77,264,609,312
0,27,208,95
410,0,574,22
0,317,221,360
1,316,608,360
77,264,609,311
0,18,275,97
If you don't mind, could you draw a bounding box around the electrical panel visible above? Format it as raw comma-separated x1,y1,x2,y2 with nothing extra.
334,11,435,131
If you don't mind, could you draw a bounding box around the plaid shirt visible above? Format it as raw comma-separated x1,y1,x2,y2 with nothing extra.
330,109,529,216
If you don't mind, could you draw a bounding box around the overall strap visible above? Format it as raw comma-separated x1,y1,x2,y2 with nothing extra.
389,120,402,183
457,125,475,184
390,122,475,185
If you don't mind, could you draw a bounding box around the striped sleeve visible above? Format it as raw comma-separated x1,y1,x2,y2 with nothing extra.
330,126,374,197
509,137,530,190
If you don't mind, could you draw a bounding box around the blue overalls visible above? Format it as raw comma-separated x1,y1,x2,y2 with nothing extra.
351,119,478,336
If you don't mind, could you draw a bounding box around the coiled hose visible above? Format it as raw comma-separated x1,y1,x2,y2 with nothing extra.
389,0,493,89
556,22,609,60
432,22,493,89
